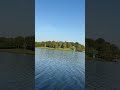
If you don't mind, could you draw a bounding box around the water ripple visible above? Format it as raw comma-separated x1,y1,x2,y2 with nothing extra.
35,48,85,90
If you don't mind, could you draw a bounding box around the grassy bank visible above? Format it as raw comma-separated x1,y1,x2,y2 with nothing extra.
0,49,34,55
36,47,85,52
36,47,75,51
86,56,120,62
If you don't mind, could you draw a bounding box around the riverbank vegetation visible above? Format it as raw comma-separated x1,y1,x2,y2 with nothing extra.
86,38,120,61
0,49,34,55
35,41,85,52
0,36,35,55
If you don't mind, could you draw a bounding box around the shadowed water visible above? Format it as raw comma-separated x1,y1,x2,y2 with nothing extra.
86,60,120,90
0,52,34,90
35,48,85,90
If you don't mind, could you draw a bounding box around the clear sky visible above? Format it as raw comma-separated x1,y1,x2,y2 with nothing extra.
35,0,85,45
86,0,120,48
0,0,34,37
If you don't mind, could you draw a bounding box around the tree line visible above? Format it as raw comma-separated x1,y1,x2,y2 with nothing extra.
35,41,85,52
0,36,34,51
86,38,120,61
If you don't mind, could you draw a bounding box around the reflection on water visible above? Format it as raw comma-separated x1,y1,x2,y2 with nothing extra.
35,48,85,90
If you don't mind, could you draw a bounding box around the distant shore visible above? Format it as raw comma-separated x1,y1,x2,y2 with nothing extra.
35,41,85,52
36,47,84,52
0,49,34,55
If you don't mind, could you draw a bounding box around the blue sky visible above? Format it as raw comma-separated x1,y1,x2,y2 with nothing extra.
35,0,85,45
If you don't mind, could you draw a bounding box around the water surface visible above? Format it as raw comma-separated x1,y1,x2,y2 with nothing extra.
0,52,34,90
86,60,120,89
35,48,85,90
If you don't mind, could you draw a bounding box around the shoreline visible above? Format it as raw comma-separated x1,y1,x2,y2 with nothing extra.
0,49,35,55
86,57,120,62
36,47,84,52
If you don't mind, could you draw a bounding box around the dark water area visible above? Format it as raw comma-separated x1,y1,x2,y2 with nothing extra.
86,60,120,90
0,52,34,90
35,48,85,90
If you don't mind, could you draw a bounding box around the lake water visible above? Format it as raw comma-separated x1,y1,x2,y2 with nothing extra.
35,48,85,90
86,60,120,89
0,52,34,90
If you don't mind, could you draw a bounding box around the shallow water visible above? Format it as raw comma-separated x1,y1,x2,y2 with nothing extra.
35,48,85,90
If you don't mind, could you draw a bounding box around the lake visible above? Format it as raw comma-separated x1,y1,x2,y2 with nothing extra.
0,52,34,90
86,60,120,89
35,48,85,90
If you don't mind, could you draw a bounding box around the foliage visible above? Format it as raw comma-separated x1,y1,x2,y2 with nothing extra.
86,38,120,60
0,36,34,51
35,41,85,52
